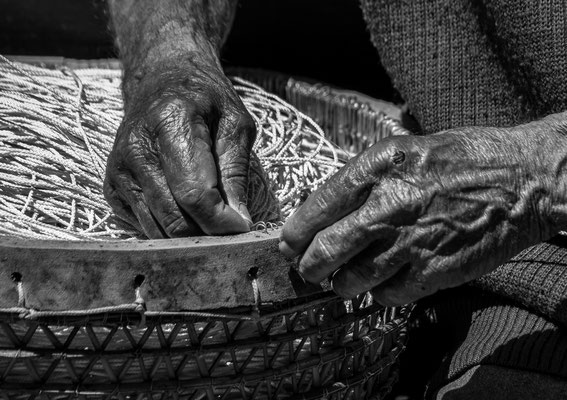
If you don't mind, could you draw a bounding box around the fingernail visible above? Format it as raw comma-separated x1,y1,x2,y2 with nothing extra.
330,271,356,299
279,241,298,258
237,203,253,227
331,280,354,299
243,216,253,228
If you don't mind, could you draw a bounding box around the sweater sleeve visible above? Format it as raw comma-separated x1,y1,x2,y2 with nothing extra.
471,235,567,327
358,0,567,134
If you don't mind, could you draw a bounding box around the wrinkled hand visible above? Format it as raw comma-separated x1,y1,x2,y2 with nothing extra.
280,128,552,305
104,58,256,238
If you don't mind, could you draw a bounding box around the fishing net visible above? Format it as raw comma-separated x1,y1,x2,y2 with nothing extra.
0,56,343,240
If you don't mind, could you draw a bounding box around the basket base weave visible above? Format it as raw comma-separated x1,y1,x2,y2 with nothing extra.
0,294,408,400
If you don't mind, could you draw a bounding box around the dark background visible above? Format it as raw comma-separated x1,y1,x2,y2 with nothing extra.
0,0,396,101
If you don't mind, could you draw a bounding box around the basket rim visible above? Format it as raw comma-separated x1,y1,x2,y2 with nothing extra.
0,227,326,313
0,226,279,249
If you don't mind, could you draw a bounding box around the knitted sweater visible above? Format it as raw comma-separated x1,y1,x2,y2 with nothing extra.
360,0,567,134
359,0,567,390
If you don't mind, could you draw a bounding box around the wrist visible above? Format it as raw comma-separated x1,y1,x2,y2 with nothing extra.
109,0,237,104
510,112,567,236
121,49,223,106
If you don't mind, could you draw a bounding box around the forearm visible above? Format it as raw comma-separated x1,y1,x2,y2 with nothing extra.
108,0,237,97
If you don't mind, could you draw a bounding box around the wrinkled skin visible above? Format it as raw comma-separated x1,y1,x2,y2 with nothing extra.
105,0,256,238
105,1,567,306
104,57,255,237
281,122,567,305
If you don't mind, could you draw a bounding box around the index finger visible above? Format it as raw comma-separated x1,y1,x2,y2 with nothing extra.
156,102,250,235
280,148,390,257
215,113,256,225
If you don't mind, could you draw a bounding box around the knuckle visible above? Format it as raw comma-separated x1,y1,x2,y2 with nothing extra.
162,212,189,237
147,98,187,136
123,134,140,152
103,159,133,193
313,193,332,214
121,145,146,170
175,187,217,218
118,136,160,171
225,176,249,200
103,177,116,199
177,187,203,208
174,78,217,112
314,233,337,263
153,97,186,118
147,95,210,133
372,135,416,171
115,118,146,152
220,154,250,177
220,109,257,146
351,213,373,239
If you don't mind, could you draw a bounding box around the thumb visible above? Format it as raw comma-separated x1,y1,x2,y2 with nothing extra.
216,114,256,227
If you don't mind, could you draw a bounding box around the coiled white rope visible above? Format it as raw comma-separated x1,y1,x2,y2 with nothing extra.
0,56,343,240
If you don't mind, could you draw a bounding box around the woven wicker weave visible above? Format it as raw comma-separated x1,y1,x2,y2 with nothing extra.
225,67,407,155
0,57,410,399
0,294,408,399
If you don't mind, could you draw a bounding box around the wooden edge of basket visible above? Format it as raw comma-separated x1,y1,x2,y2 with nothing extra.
0,229,322,312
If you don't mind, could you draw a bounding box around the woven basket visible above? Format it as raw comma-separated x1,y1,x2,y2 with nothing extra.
0,295,409,400
0,57,410,399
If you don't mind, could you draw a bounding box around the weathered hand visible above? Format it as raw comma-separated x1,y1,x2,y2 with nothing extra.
280,128,556,305
104,58,255,238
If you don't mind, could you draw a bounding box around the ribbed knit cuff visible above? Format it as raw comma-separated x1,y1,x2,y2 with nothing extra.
472,235,567,327
421,288,567,397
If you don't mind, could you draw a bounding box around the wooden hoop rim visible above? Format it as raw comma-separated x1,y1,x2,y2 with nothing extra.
0,229,320,312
